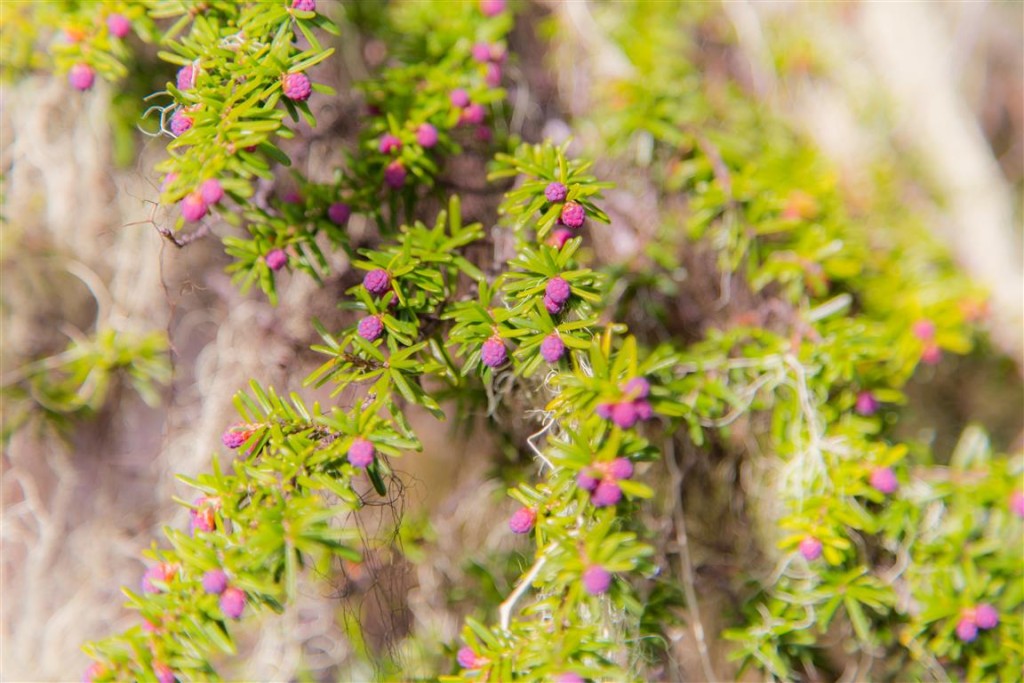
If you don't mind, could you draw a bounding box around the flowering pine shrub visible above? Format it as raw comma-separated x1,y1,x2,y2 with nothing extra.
3,1,1020,681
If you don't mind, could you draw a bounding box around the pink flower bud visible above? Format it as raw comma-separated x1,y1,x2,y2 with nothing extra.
481,336,507,368
576,469,599,492
460,103,486,125
547,228,573,249
508,506,537,534
154,663,175,683
265,249,288,271
869,467,898,495
560,201,586,228
180,192,207,222
357,315,384,341
221,425,253,449
479,0,505,17
956,617,978,642
554,674,584,683
591,481,622,507
384,160,406,189
416,123,439,148
457,646,486,670
545,182,568,202
608,457,634,481
348,438,375,468
855,391,878,416
107,14,131,38
202,569,229,595
378,133,402,154
292,0,316,10
176,64,196,91
1011,490,1024,518
975,603,999,630
921,344,941,365
220,586,245,619
540,333,565,363
622,377,650,399
363,269,391,295
543,295,563,315
799,536,823,561
611,401,638,429
449,89,470,108
545,276,571,305
912,319,936,341
69,63,95,91
328,202,351,225
200,178,224,204
190,496,217,533
169,111,193,136
485,63,502,87
282,72,312,101
141,562,178,593
582,565,611,595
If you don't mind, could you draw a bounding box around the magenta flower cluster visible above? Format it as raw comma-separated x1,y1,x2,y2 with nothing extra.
956,603,1000,642
597,377,654,429
577,457,635,508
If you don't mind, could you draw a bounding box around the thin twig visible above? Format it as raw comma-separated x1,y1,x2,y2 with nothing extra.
498,551,549,631
663,439,718,682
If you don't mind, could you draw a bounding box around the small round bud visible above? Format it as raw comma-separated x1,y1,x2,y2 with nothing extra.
543,295,563,315
582,565,611,595
450,89,470,108
484,63,502,87
545,277,571,305
956,617,978,643
357,315,384,341
460,103,486,126
282,72,312,101
855,391,878,416
508,507,537,534
378,133,402,155
200,178,224,204
560,201,586,228
154,664,175,683
416,123,439,148
348,438,375,468
1011,490,1024,518
545,182,568,202
590,481,622,507
480,0,505,16
190,496,217,533
540,333,565,363
363,269,391,295
169,111,193,136
265,249,288,271
202,569,228,595
176,64,196,91
481,336,507,368
799,536,823,561
547,228,573,249
576,469,599,492
912,319,936,342
69,63,95,91
457,646,486,670
291,0,316,10
622,377,650,399
869,467,898,495
384,160,406,189
328,202,351,225
221,425,252,449
107,14,131,38
180,192,207,222
608,457,633,481
220,586,246,619
975,604,999,630
610,401,638,429
921,344,941,365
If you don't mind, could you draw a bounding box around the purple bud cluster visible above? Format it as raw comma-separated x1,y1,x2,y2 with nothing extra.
799,536,822,561
597,377,654,429
869,467,898,495
540,333,565,363
544,276,571,315
577,457,635,508
189,496,219,534
508,506,537,534
582,565,612,596
180,178,225,223
348,438,375,468
282,72,312,101
358,315,384,341
956,604,1000,642
481,336,508,368
221,423,258,449
363,269,391,296
457,646,487,670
